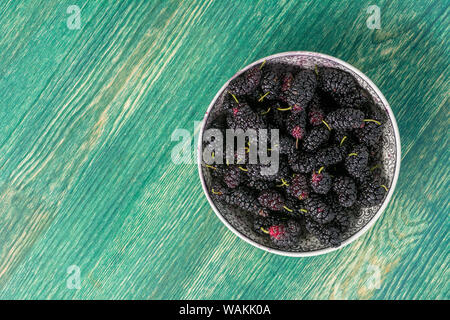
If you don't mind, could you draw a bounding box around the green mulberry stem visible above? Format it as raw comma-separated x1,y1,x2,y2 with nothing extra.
322,120,331,131
228,91,239,104
363,119,381,125
260,60,266,69
261,107,271,115
276,179,289,187
258,92,270,102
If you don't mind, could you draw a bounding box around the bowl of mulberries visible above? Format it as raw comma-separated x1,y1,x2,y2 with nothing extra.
198,52,400,256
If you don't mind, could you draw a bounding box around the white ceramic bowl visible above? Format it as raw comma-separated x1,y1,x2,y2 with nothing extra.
198,51,401,257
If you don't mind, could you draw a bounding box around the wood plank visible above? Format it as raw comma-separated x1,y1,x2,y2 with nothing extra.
0,0,447,299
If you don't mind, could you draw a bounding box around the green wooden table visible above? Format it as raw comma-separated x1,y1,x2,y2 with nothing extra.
0,0,448,300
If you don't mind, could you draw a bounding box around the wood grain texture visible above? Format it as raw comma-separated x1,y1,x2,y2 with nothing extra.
0,0,448,299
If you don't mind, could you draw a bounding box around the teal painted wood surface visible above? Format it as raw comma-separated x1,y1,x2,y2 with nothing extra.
0,0,448,299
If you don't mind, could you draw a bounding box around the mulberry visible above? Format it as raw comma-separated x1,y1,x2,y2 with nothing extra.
332,176,357,207
260,65,281,100
325,108,365,131
330,205,351,233
282,70,317,112
220,93,240,113
210,181,229,201
286,111,306,141
286,174,309,200
289,152,317,174
227,103,265,131
253,215,281,235
308,107,325,126
223,166,242,188
304,194,335,224
358,181,386,207
306,218,341,247
318,67,366,108
315,146,345,168
355,121,383,146
247,176,274,191
224,187,258,213
310,168,332,194
267,220,301,248
345,145,369,178
276,136,296,156
258,190,285,211
302,126,330,152
228,66,261,96
204,61,389,250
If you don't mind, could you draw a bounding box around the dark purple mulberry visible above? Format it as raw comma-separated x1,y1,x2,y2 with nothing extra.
226,103,265,131
258,190,285,211
253,215,282,235
247,176,275,191
345,145,369,178
310,168,332,194
289,152,317,174
358,181,386,207
315,146,345,168
210,181,229,201
325,108,365,131
330,205,351,234
302,126,330,152
318,67,366,108
260,64,281,100
355,121,383,146
228,66,262,96
332,176,357,207
304,194,335,224
223,166,242,188
286,174,310,200
305,218,341,247
281,70,317,113
276,136,296,156
223,187,256,212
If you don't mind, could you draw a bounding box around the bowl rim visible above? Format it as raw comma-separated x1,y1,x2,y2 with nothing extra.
197,51,401,257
